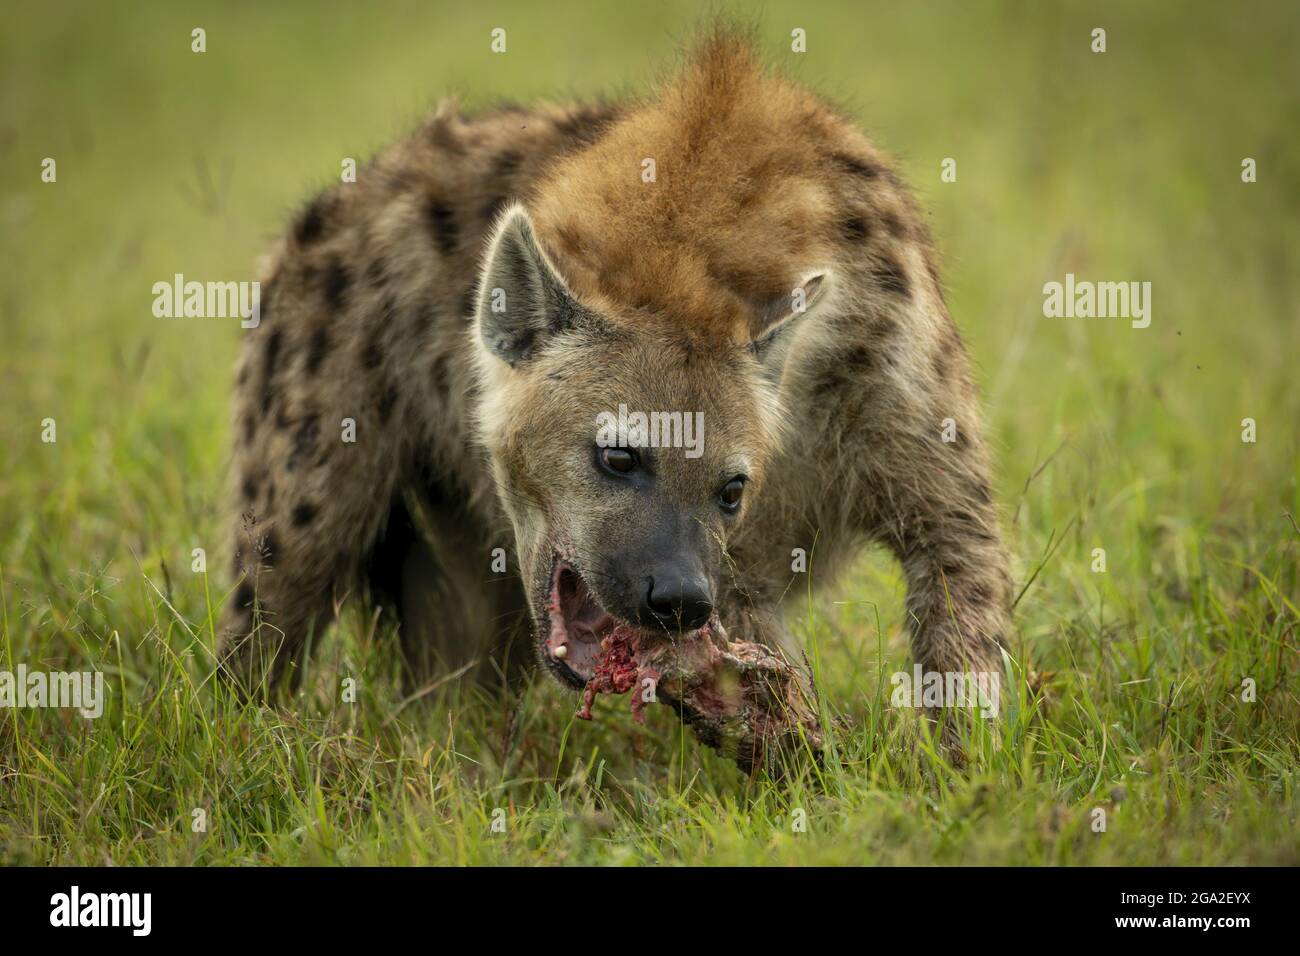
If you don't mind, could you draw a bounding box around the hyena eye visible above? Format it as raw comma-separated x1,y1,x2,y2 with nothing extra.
719,477,746,510
599,446,638,475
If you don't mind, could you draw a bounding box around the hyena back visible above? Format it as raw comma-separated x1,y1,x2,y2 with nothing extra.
219,30,1013,718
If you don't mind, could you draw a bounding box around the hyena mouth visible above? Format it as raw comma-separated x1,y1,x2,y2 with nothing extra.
541,557,825,771
543,559,674,722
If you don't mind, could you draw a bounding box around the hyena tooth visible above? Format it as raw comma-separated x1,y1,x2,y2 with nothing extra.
552,644,568,660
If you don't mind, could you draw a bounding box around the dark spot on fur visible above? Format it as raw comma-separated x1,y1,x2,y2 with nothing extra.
423,471,449,509
233,582,254,610
882,211,909,240
812,366,851,399
385,168,417,192
411,302,436,330
259,275,278,318
426,116,467,155
263,331,282,375
377,383,399,423
241,475,258,502
261,331,283,412
295,197,328,245
938,320,962,352
431,354,450,393
361,340,384,371
873,257,911,298
459,287,477,320
426,199,458,255
555,105,621,144
864,315,899,346
306,327,331,374
243,414,257,443
831,152,881,180
492,149,523,178
931,350,950,381
843,346,874,371
840,216,870,242
366,257,387,286
292,502,317,526
288,414,320,470
266,482,277,508
554,223,584,258
323,259,350,310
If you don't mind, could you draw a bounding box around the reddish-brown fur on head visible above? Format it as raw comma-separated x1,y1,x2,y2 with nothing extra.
527,26,857,344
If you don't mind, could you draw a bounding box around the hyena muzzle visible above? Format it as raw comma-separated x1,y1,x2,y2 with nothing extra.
217,28,1013,764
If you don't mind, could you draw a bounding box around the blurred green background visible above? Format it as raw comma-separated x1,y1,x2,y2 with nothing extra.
0,1,1297,864
3,0,1297,542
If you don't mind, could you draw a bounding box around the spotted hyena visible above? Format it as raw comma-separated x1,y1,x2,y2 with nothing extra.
219,28,1013,747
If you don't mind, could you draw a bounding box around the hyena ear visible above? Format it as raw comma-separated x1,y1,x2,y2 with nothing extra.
475,204,580,366
750,271,832,376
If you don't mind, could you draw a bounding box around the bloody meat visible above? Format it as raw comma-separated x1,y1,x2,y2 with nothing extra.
574,621,822,775
576,626,642,721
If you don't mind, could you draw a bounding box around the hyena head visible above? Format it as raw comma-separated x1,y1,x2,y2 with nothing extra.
471,205,831,688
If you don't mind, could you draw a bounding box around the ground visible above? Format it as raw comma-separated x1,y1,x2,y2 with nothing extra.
1,0,1297,865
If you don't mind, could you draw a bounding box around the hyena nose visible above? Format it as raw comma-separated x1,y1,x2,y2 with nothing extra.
640,570,713,632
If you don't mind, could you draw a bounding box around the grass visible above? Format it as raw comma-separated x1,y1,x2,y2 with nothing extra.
1,0,1297,865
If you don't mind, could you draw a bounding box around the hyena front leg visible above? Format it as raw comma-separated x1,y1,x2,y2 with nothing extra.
386,487,533,692
874,466,1012,684
834,321,1014,724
